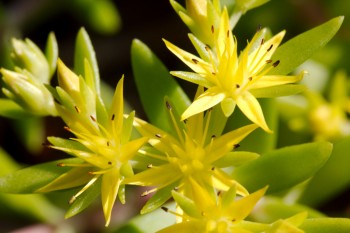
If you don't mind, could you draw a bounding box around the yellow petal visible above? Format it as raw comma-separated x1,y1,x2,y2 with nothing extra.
249,72,305,90
236,92,272,133
181,87,226,120
163,39,212,75
220,97,236,117
120,137,148,162
110,76,124,137
226,186,267,221
101,169,121,226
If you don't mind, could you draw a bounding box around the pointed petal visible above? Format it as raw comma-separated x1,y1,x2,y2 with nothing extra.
248,31,285,74
181,87,226,120
207,124,258,163
163,39,212,75
120,137,148,162
220,97,236,117
236,92,271,132
123,163,180,187
170,71,213,87
110,76,124,136
101,169,121,226
227,186,267,221
249,71,305,90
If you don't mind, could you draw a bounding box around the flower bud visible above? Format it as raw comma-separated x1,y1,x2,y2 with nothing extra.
1,68,57,116
11,38,50,83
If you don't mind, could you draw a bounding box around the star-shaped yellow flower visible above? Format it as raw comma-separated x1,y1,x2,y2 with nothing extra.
38,60,148,226
164,8,305,132
124,88,258,213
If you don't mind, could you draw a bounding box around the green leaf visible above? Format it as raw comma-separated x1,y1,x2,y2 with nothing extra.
298,136,350,207
131,39,190,132
300,218,350,233
45,32,58,78
0,98,30,119
250,196,325,223
74,27,100,94
231,141,333,194
270,16,344,75
0,148,63,223
140,182,177,215
115,202,175,233
65,178,101,219
0,158,83,193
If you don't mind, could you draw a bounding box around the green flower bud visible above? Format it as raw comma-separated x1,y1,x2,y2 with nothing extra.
1,68,57,116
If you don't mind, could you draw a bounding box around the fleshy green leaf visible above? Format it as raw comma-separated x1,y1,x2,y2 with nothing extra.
0,158,83,193
0,98,30,119
270,16,344,75
298,136,350,207
115,202,175,233
131,39,190,133
251,196,325,223
140,182,177,215
65,178,101,219
231,141,333,194
45,32,58,78
74,27,100,94
300,218,350,233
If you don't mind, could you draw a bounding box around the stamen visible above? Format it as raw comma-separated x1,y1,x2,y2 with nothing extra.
111,114,115,121
267,44,273,52
161,206,187,219
205,45,210,51
211,167,215,171
226,30,230,38
265,59,272,63
192,58,199,64
211,25,214,34
166,101,172,110
260,38,265,45
138,149,167,161
107,141,110,146
155,134,162,138
90,115,96,122
212,72,216,75
248,77,253,81
57,163,92,167
68,175,100,204
233,144,240,149
211,135,216,138
63,126,71,132
74,106,81,113
235,84,240,88
272,60,280,67
108,161,112,165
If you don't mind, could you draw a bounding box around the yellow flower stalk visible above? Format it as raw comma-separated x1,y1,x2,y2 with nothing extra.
38,60,148,226
124,87,258,213
164,8,305,132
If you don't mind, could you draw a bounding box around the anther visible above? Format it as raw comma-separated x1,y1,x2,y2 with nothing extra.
173,187,179,191
161,206,169,212
74,106,81,113
267,44,273,52
272,60,280,67
211,25,214,34
166,101,172,110
192,58,199,64
257,24,262,32
233,144,240,149
232,218,236,222
265,59,272,64
90,115,96,122
69,196,76,205
227,30,230,38
63,126,71,132
211,135,216,138
212,72,216,75
211,167,215,171
217,190,222,196
57,163,65,167
108,161,112,165
147,164,153,168
107,141,110,146
205,45,210,51
111,114,115,121
248,77,253,81
236,84,240,88
155,133,162,138
260,38,265,45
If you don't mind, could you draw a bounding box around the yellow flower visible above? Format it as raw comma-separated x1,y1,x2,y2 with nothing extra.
124,88,258,213
164,8,305,132
38,60,147,226
158,184,268,233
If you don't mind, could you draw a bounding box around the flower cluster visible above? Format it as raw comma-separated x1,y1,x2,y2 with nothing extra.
0,0,345,232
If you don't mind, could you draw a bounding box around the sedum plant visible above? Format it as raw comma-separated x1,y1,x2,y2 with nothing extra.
0,0,349,232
